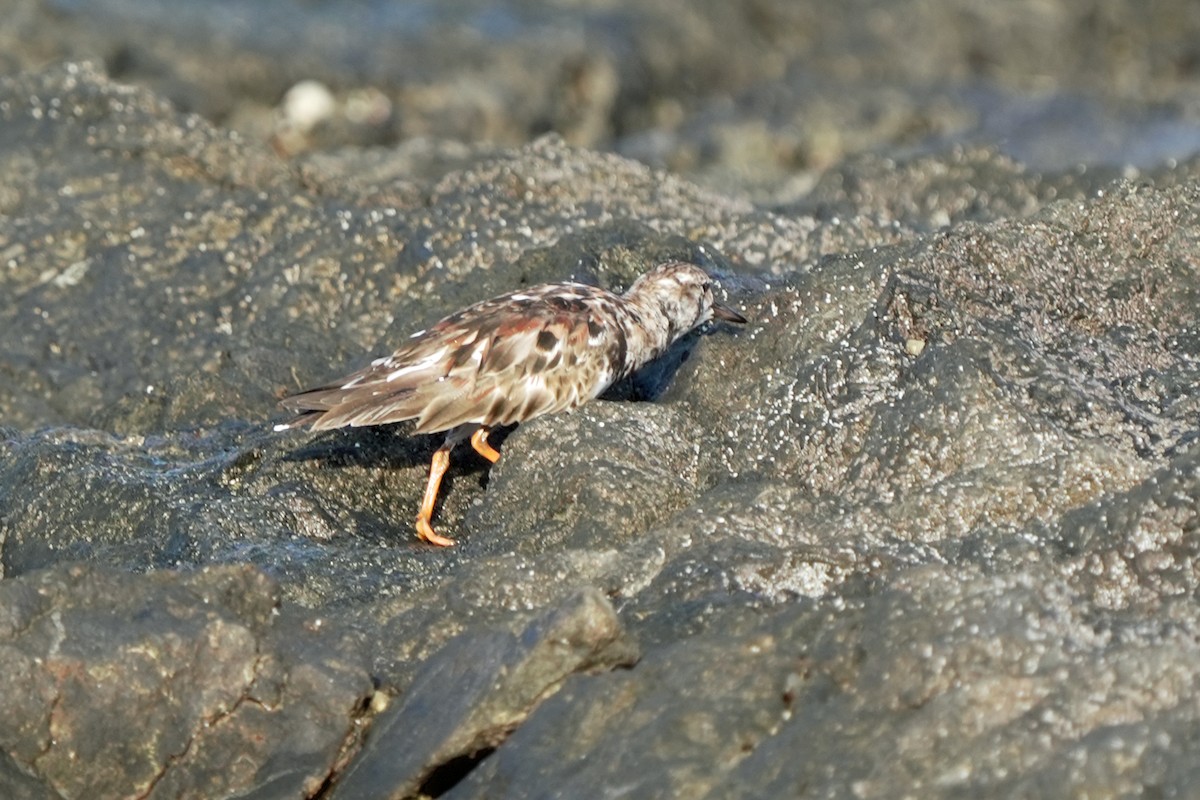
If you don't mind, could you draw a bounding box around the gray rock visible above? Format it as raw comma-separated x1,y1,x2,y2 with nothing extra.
1,14,1199,797
0,563,371,798
331,588,637,800
6,0,1200,175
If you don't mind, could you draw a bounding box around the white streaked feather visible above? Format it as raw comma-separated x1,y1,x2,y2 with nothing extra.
384,348,447,382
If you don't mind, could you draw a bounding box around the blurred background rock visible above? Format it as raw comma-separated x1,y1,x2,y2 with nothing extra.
4,0,1199,200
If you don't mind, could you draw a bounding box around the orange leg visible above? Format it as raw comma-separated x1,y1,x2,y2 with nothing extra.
415,446,456,546
470,427,501,463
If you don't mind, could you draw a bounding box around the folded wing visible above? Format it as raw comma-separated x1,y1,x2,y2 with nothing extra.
278,290,621,434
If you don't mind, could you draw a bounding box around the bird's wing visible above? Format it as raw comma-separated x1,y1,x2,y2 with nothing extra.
278,287,622,433
412,297,619,432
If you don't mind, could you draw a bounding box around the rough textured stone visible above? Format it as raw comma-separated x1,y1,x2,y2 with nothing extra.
0,564,371,799
331,588,637,800
2,2,1200,795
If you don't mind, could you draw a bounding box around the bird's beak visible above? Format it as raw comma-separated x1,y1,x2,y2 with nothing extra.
711,301,747,324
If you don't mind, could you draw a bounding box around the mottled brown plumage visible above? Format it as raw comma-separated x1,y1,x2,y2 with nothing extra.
276,260,745,545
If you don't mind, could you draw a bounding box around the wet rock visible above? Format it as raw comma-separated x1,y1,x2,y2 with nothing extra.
0,563,372,798
453,548,1200,798
331,588,637,799
1,20,1199,799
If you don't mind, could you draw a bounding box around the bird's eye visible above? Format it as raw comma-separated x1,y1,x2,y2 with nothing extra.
702,281,713,293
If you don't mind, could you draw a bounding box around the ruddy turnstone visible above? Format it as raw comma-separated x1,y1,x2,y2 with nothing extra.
275,260,746,546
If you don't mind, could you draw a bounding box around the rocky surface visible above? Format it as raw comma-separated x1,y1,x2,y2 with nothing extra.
0,563,372,799
2,1,1200,797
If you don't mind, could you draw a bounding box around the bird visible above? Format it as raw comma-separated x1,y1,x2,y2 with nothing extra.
274,260,746,546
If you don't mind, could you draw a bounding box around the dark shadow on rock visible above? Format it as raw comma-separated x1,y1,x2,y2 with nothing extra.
278,422,518,477
418,748,496,798
328,587,638,800
279,424,433,472
604,319,747,403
